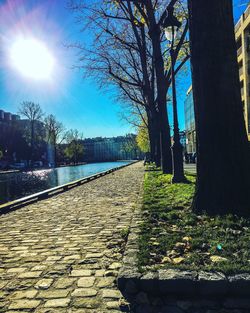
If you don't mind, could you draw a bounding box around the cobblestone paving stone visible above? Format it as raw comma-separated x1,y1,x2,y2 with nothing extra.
0,162,144,313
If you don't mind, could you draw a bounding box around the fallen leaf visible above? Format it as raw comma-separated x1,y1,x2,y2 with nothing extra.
174,242,186,250
161,257,172,264
182,236,192,242
171,225,180,232
172,257,185,264
210,255,228,263
152,242,160,246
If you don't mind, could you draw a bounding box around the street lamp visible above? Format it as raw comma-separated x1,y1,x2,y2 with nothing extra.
163,6,186,183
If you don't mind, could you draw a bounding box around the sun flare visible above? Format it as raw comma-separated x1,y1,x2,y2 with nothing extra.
10,37,55,80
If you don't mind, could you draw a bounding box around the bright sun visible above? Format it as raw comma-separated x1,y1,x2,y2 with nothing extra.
10,37,55,80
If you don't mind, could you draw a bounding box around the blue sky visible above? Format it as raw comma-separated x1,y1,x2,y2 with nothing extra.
0,0,248,138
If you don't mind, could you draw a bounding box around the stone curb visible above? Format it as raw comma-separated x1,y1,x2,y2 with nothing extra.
117,195,250,306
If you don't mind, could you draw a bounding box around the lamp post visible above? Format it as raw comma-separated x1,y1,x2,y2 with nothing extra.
163,6,186,183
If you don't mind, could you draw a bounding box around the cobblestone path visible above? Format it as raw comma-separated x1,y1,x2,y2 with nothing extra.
0,162,144,313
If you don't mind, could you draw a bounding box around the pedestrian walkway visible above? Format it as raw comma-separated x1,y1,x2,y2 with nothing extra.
0,162,144,313
184,163,196,175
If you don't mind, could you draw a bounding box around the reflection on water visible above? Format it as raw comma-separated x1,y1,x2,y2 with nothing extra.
0,161,131,205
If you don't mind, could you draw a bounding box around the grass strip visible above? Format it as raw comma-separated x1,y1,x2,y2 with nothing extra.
138,170,250,274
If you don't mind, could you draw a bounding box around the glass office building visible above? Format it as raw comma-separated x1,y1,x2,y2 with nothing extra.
184,86,196,153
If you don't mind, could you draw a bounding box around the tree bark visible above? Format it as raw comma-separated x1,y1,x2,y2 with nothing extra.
147,108,162,167
146,0,172,174
147,116,155,161
188,0,250,215
158,104,172,173
149,112,161,167
153,123,161,168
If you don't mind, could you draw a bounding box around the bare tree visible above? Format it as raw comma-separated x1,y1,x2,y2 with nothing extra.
44,114,65,166
69,0,189,173
19,101,44,166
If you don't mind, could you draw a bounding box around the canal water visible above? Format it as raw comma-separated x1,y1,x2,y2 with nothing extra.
0,161,132,205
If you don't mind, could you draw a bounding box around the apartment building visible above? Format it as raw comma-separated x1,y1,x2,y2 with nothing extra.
235,3,250,140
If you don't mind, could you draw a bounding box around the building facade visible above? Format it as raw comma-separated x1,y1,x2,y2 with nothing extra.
0,109,49,167
184,4,250,153
184,87,196,153
0,110,20,123
82,135,141,162
235,4,250,140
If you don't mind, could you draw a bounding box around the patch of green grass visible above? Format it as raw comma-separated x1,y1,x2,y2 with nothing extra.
138,171,250,274
144,163,161,172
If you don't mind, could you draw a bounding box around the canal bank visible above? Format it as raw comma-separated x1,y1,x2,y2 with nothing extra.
0,161,137,214
0,161,134,206
0,161,144,312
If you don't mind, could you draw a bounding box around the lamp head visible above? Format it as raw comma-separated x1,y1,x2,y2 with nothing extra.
163,6,182,29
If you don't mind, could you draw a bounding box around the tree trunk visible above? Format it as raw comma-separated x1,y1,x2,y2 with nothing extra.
188,0,250,215
149,107,165,168
154,124,161,168
158,104,173,174
171,49,186,183
147,115,155,161
146,1,172,173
